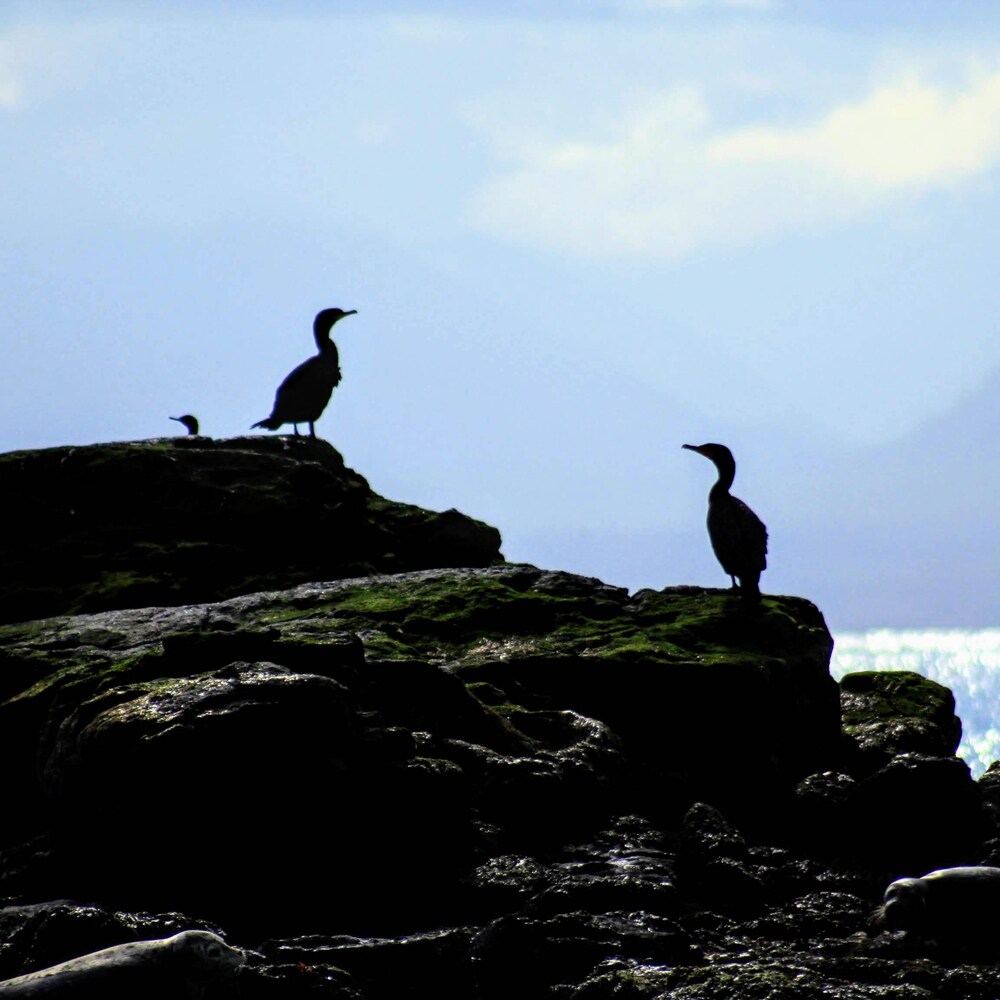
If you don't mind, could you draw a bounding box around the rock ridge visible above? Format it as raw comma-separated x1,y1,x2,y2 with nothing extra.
0,435,502,624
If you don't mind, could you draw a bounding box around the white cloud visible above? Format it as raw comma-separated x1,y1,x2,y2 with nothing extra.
469,67,1000,259
713,73,1000,186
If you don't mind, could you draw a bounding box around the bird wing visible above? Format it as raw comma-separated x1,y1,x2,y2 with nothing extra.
269,355,340,423
732,496,768,569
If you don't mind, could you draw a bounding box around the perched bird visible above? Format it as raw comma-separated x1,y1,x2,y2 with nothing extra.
252,307,357,438
169,414,200,435
683,442,768,600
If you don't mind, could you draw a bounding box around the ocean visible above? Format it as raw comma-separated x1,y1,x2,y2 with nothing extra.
831,629,1000,778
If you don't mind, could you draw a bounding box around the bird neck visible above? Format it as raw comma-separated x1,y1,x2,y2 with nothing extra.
317,338,339,365
709,459,735,497
313,318,337,353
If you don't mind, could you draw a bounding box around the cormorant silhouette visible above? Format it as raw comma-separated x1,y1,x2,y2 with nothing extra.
683,442,768,600
170,415,199,435
252,308,357,438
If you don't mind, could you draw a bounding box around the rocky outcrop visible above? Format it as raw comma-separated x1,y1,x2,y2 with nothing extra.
0,436,501,624
0,568,840,929
832,671,985,873
1,439,998,998
841,670,962,769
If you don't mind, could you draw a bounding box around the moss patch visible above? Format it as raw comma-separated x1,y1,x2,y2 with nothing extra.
840,669,955,725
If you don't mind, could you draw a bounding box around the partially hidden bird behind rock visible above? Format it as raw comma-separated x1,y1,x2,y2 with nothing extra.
170,415,199,435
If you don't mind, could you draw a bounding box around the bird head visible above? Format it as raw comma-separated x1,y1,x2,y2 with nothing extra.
315,307,358,330
683,442,733,465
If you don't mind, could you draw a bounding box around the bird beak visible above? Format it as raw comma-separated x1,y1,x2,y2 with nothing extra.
682,444,698,452
345,309,358,316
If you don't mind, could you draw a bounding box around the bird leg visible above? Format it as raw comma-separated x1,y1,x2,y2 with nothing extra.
309,422,316,439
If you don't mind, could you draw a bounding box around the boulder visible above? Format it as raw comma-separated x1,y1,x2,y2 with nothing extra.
839,670,961,774
0,568,841,856
848,753,986,872
791,771,856,855
0,437,502,623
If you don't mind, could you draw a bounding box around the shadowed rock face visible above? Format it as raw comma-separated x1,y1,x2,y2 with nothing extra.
0,436,502,624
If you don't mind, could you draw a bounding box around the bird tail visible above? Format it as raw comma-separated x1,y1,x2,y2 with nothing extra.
739,575,762,601
251,417,281,431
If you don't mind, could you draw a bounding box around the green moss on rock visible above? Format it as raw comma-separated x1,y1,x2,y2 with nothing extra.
840,669,961,761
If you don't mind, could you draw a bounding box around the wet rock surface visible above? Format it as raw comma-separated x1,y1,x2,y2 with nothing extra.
1,440,999,997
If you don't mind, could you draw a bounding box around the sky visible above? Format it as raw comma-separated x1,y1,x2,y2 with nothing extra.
3,1,1000,628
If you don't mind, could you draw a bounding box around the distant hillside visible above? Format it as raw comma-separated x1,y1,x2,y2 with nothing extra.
754,363,1000,628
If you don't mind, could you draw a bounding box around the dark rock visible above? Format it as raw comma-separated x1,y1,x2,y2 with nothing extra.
39,663,359,806
466,854,559,916
467,815,679,925
15,659,478,930
0,625,364,845
0,837,66,904
793,771,857,854
679,802,748,865
676,803,765,909
840,671,962,775
0,437,502,623
740,890,873,941
939,967,1000,1000
260,928,474,1000
471,910,697,1000
976,761,1000,841
646,960,863,999
359,570,841,816
439,711,631,847
0,567,840,834
358,658,532,755
236,961,362,999
570,958,675,999
848,754,986,871
526,873,678,921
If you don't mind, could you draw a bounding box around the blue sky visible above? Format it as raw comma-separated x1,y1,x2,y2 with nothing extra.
3,2,1000,626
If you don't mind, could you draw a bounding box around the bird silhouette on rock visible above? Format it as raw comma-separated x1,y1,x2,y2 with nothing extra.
252,307,357,438
683,442,768,600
